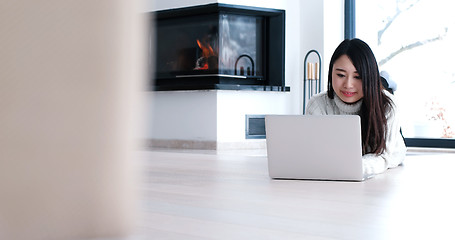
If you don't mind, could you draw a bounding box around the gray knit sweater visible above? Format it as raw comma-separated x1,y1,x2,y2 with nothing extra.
306,91,406,176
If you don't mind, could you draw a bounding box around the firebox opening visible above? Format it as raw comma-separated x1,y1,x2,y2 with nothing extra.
151,3,286,91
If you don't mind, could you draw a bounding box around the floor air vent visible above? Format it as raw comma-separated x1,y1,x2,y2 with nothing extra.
245,115,266,139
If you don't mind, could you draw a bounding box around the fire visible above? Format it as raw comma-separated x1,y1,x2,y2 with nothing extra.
196,39,216,70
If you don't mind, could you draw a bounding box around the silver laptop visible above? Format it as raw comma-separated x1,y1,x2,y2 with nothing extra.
265,115,369,181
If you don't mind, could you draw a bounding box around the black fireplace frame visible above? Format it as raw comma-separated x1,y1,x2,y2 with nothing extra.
150,3,287,91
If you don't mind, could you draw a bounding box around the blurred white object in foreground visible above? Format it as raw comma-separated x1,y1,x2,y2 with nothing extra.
0,0,147,239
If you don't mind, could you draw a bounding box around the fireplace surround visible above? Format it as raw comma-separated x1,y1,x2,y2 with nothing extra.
150,3,286,91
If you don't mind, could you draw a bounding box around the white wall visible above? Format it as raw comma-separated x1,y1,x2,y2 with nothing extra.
299,0,324,113
216,91,291,145
145,0,344,149
323,0,345,88
149,91,218,141
148,0,214,11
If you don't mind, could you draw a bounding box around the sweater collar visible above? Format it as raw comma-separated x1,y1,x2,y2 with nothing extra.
334,93,363,114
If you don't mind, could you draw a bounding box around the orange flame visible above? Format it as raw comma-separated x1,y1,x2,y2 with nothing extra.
196,39,215,70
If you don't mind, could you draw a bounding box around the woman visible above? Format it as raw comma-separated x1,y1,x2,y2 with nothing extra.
306,38,406,176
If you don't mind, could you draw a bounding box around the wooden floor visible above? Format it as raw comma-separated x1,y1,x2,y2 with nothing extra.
131,148,455,240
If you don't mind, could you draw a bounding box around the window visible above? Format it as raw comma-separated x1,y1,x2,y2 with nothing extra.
352,0,455,148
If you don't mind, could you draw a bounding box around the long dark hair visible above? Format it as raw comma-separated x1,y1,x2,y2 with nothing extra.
327,38,392,154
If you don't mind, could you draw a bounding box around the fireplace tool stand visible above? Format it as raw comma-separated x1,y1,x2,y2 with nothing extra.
303,50,322,114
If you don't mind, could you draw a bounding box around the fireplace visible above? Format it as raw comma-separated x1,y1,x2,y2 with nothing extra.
150,3,286,91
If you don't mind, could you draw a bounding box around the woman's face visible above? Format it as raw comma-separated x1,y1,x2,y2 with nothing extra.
331,54,364,103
